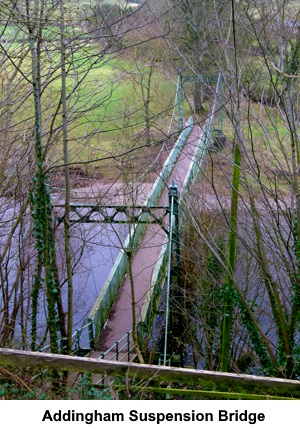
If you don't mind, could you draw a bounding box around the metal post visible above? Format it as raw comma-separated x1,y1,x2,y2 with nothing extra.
169,184,178,364
116,341,119,361
163,183,182,366
178,70,184,133
164,186,175,366
74,329,80,352
171,185,180,282
88,319,95,350
169,184,183,365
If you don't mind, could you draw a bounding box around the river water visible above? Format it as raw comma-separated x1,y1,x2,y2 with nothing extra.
0,183,151,348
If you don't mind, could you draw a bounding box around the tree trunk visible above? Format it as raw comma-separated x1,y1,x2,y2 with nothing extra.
221,139,241,372
127,250,144,364
60,0,73,355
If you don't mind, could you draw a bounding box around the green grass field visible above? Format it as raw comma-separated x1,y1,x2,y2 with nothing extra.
1,34,189,181
0,18,192,183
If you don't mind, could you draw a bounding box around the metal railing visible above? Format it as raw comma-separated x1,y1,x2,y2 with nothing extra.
93,324,140,385
37,318,95,356
98,323,140,362
38,319,141,364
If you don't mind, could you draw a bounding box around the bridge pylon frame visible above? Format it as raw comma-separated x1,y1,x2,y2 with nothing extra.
163,183,183,367
177,68,223,135
52,187,182,361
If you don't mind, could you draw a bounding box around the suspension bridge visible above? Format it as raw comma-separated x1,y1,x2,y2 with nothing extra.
1,69,300,400
49,69,223,365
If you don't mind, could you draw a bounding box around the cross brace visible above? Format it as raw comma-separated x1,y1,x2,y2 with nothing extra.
53,204,170,235
182,75,218,84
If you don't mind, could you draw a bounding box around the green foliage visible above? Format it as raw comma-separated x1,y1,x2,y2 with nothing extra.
200,238,225,368
289,216,300,377
0,369,114,400
69,374,114,400
181,215,227,370
30,146,58,353
232,289,274,376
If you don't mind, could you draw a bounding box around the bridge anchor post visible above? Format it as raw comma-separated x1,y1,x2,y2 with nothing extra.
168,184,184,366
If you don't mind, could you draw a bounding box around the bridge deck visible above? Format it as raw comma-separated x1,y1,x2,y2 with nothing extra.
95,125,202,353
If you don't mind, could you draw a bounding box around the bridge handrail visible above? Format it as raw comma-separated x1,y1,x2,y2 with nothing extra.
38,319,94,355
139,236,169,334
138,69,223,354
87,117,194,344
97,323,139,362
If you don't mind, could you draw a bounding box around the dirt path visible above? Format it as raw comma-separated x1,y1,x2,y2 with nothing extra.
96,125,203,351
